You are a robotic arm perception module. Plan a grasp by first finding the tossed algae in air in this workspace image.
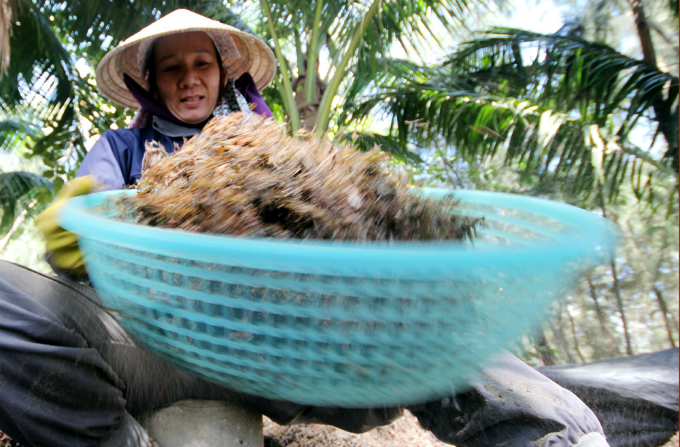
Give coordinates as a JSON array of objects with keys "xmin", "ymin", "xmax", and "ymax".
[{"xmin": 120, "ymin": 112, "xmax": 477, "ymax": 241}]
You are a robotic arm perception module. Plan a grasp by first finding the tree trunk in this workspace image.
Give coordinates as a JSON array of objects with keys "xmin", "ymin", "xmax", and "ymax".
[
  {"xmin": 630, "ymin": 0, "xmax": 657, "ymax": 66},
  {"xmin": 0, "ymin": 0, "xmax": 13, "ymax": 76},
  {"xmin": 535, "ymin": 330, "xmax": 556, "ymax": 366},
  {"xmin": 260, "ymin": 0, "xmax": 300, "ymax": 131},
  {"xmin": 549, "ymin": 319, "xmax": 576, "ymax": 364},
  {"xmin": 625, "ymin": 222, "xmax": 678, "ymax": 348},
  {"xmin": 587, "ymin": 276, "xmax": 616, "ymax": 357},
  {"xmin": 629, "ymin": 0, "xmax": 678, "ymax": 170},
  {"xmin": 565, "ymin": 305, "xmax": 587, "ymax": 363},
  {"xmin": 292, "ymin": 65, "xmax": 326, "ymax": 131},
  {"xmin": 653, "ymin": 286, "xmax": 677, "ymax": 347},
  {"xmin": 599, "ymin": 197, "xmax": 634, "ymax": 356},
  {"xmin": 610, "ymin": 259, "xmax": 634, "ymax": 356}
]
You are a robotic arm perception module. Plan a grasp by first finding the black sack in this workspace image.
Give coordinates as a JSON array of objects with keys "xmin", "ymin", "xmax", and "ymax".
[{"xmin": 538, "ymin": 348, "xmax": 679, "ymax": 447}]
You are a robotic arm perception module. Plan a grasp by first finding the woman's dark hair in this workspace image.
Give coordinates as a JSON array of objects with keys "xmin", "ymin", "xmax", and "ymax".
[
  {"xmin": 142, "ymin": 43, "xmax": 160, "ymax": 96},
  {"xmin": 142, "ymin": 36, "xmax": 240, "ymax": 112}
]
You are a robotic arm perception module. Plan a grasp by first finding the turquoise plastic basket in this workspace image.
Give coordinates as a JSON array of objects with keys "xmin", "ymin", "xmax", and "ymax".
[{"xmin": 59, "ymin": 188, "xmax": 618, "ymax": 407}]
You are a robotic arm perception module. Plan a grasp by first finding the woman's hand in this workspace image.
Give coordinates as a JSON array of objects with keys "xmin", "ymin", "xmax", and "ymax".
[{"xmin": 36, "ymin": 176, "xmax": 96, "ymax": 276}]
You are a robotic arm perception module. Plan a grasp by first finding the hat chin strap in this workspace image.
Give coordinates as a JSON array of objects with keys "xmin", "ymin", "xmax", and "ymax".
[{"xmin": 123, "ymin": 74, "xmax": 211, "ymax": 129}]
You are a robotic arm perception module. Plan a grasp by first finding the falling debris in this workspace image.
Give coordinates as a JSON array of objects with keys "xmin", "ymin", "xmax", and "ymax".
[{"xmin": 120, "ymin": 112, "xmax": 477, "ymax": 242}]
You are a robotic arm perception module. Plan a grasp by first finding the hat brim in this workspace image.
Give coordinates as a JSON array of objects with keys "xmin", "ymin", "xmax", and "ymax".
[{"xmin": 95, "ymin": 9, "xmax": 276, "ymax": 110}]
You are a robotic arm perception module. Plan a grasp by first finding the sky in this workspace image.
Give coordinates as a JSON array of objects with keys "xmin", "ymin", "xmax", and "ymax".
[
  {"xmin": 500, "ymin": 0, "xmax": 565, "ymax": 33},
  {"xmin": 385, "ymin": 0, "xmax": 567, "ymax": 66},
  {"xmin": 387, "ymin": 0, "xmax": 664, "ymax": 158}
]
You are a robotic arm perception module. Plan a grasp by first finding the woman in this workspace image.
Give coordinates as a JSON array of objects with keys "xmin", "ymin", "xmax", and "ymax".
[
  {"xmin": 0, "ymin": 9, "xmax": 610, "ymax": 447},
  {"xmin": 77, "ymin": 9, "xmax": 275, "ymax": 192},
  {"xmin": 39, "ymin": 9, "xmax": 276, "ymax": 278}
]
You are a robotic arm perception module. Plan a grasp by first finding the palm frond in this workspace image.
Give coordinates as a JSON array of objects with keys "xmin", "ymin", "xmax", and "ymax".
[
  {"xmin": 447, "ymin": 28, "xmax": 678, "ymax": 140},
  {"xmin": 351, "ymin": 76, "xmax": 675, "ymax": 199},
  {"xmin": 342, "ymin": 27, "xmax": 678, "ymax": 202},
  {"xmin": 0, "ymin": 2, "xmax": 72, "ymax": 109},
  {"xmin": 0, "ymin": 170, "xmax": 53, "ymax": 237},
  {"xmin": 0, "ymin": 117, "xmax": 40, "ymax": 153},
  {"xmin": 326, "ymin": 0, "xmax": 479, "ymax": 83},
  {"xmin": 340, "ymin": 57, "xmax": 435, "ymax": 117},
  {"xmin": 336, "ymin": 129, "xmax": 422, "ymax": 163}
]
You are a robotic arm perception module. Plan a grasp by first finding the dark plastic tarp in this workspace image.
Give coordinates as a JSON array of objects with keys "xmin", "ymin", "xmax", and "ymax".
[{"xmin": 538, "ymin": 348, "xmax": 679, "ymax": 447}]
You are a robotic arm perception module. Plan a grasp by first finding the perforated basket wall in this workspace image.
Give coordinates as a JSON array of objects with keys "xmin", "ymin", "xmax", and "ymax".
[{"xmin": 59, "ymin": 188, "xmax": 618, "ymax": 407}]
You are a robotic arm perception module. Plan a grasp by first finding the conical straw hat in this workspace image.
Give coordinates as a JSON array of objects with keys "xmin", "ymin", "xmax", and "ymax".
[{"xmin": 96, "ymin": 9, "xmax": 276, "ymax": 109}]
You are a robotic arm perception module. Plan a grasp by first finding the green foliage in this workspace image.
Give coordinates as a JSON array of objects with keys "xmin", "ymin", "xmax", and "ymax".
[
  {"xmin": 0, "ymin": 0, "xmax": 250, "ymax": 239},
  {"xmin": 335, "ymin": 129, "xmax": 422, "ymax": 163},
  {"xmin": 0, "ymin": 171, "xmax": 54, "ymax": 240},
  {"xmin": 450, "ymin": 28, "xmax": 676, "ymax": 132},
  {"xmin": 254, "ymin": 0, "xmax": 485, "ymax": 133},
  {"xmin": 546, "ymin": 186, "xmax": 678, "ymax": 361},
  {"xmin": 0, "ymin": 218, "xmax": 54, "ymax": 274},
  {"xmin": 2, "ymin": 1, "xmax": 233, "ymax": 170},
  {"xmin": 670, "ymin": 0, "xmax": 679, "ymax": 16},
  {"xmin": 345, "ymin": 28, "xmax": 678, "ymax": 206}
]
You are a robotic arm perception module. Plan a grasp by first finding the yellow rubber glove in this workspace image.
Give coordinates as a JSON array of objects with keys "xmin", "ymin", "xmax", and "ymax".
[{"xmin": 36, "ymin": 176, "xmax": 96, "ymax": 277}]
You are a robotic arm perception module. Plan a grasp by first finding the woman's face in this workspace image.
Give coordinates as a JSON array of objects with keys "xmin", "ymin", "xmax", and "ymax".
[{"xmin": 153, "ymin": 31, "xmax": 222, "ymax": 124}]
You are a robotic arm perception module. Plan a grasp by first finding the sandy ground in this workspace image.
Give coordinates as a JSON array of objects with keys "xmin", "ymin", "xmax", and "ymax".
[
  {"xmin": 0, "ymin": 410, "xmax": 447, "ymax": 447},
  {"xmin": 263, "ymin": 410, "xmax": 449, "ymax": 447},
  {"xmin": 0, "ymin": 422, "xmax": 677, "ymax": 447},
  {"xmin": 0, "ymin": 432, "xmax": 19, "ymax": 447},
  {"xmin": 663, "ymin": 432, "xmax": 680, "ymax": 447},
  {"xmin": 264, "ymin": 420, "xmax": 680, "ymax": 447}
]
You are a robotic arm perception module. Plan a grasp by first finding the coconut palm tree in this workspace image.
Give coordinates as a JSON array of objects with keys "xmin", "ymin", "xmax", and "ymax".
[
  {"xmin": 0, "ymin": 0, "xmax": 234, "ymax": 243},
  {"xmin": 0, "ymin": 170, "xmax": 52, "ymax": 251},
  {"xmin": 254, "ymin": 0, "xmax": 482, "ymax": 137},
  {"xmin": 344, "ymin": 27, "xmax": 678, "ymax": 204},
  {"xmin": 1, "ymin": 0, "xmax": 488, "ymax": 241},
  {"xmin": 340, "ymin": 23, "xmax": 678, "ymax": 359},
  {"xmin": 0, "ymin": 0, "xmax": 16, "ymax": 76}
]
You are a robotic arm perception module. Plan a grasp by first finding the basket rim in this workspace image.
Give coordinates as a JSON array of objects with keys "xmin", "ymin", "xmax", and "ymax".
[{"xmin": 58, "ymin": 188, "xmax": 619, "ymax": 280}]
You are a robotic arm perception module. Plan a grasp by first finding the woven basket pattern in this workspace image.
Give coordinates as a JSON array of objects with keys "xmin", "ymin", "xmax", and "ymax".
[{"xmin": 61, "ymin": 188, "xmax": 618, "ymax": 407}]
